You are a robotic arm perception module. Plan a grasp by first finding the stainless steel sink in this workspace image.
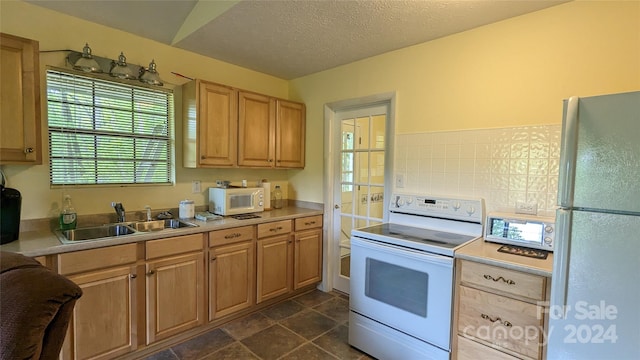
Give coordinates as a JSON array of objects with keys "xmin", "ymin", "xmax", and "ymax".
[
  {"xmin": 129, "ymin": 219, "xmax": 198, "ymax": 232},
  {"xmin": 57, "ymin": 219, "xmax": 198, "ymax": 244},
  {"xmin": 61, "ymin": 224, "xmax": 136, "ymax": 242}
]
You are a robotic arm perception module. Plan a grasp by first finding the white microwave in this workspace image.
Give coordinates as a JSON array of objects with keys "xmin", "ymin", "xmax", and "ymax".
[
  {"xmin": 209, "ymin": 187, "xmax": 264, "ymax": 216},
  {"xmin": 484, "ymin": 212, "xmax": 555, "ymax": 251}
]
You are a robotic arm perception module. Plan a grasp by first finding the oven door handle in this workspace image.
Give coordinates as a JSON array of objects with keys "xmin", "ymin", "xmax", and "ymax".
[{"xmin": 351, "ymin": 236, "xmax": 453, "ymax": 267}]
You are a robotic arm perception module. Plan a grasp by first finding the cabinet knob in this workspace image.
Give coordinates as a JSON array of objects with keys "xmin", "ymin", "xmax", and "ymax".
[
  {"xmin": 130, "ymin": 274, "xmax": 137, "ymax": 279},
  {"xmin": 147, "ymin": 270, "xmax": 155, "ymax": 276},
  {"xmin": 24, "ymin": 147, "xmax": 34, "ymax": 154},
  {"xmin": 210, "ymin": 257, "xmax": 217, "ymax": 262}
]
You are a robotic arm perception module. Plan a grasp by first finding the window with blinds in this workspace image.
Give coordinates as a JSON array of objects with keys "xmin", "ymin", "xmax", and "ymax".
[{"xmin": 47, "ymin": 70, "xmax": 173, "ymax": 185}]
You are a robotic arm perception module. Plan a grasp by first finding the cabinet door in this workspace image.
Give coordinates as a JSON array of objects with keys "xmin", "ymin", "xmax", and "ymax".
[
  {"xmin": 275, "ymin": 100, "xmax": 305, "ymax": 168},
  {"xmin": 238, "ymin": 91, "xmax": 275, "ymax": 167},
  {"xmin": 294, "ymin": 228, "xmax": 322, "ymax": 289},
  {"xmin": 256, "ymin": 234, "xmax": 292, "ymax": 303},
  {"xmin": 209, "ymin": 241, "xmax": 255, "ymax": 320},
  {"xmin": 199, "ymin": 81, "xmax": 238, "ymax": 167},
  {"xmin": 61, "ymin": 266, "xmax": 137, "ymax": 360},
  {"xmin": 0, "ymin": 33, "xmax": 41, "ymax": 164},
  {"xmin": 146, "ymin": 252, "xmax": 205, "ymax": 344}
]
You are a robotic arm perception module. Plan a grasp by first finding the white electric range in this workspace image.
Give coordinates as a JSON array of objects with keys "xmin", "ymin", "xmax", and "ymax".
[{"xmin": 349, "ymin": 193, "xmax": 485, "ymax": 360}]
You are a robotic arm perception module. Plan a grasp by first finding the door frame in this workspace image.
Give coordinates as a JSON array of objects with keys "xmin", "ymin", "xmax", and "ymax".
[{"xmin": 320, "ymin": 92, "xmax": 396, "ymax": 293}]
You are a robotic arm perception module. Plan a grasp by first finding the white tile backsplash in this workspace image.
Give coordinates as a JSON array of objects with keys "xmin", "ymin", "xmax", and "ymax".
[{"xmin": 395, "ymin": 125, "xmax": 561, "ymax": 216}]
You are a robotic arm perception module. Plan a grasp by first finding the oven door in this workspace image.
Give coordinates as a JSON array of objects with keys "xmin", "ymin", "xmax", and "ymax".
[{"xmin": 350, "ymin": 236, "xmax": 454, "ymax": 350}]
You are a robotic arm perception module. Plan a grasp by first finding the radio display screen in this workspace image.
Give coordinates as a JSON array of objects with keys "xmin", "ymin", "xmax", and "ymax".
[{"xmin": 489, "ymin": 218, "xmax": 544, "ymax": 242}]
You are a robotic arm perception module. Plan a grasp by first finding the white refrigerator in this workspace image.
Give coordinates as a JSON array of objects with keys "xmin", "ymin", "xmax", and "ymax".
[{"xmin": 549, "ymin": 91, "xmax": 640, "ymax": 359}]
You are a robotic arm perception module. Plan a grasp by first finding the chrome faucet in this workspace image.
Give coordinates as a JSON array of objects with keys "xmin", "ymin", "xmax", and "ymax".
[
  {"xmin": 111, "ymin": 202, "xmax": 126, "ymax": 222},
  {"xmin": 145, "ymin": 205, "xmax": 152, "ymax": 222}
]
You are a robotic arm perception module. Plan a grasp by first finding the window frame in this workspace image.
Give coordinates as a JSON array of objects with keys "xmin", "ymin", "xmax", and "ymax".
[{"xmin": 46, "ymin": 67, "xmax": 175, "ymax": 187}]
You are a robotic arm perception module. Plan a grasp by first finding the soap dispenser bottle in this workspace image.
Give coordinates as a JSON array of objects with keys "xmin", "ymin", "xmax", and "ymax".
[{"xmin": 59, "ymin": 195, "xmax": 77, "ymax": 230}]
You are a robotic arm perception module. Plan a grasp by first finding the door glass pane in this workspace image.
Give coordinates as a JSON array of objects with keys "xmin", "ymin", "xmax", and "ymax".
[
  {"xmin": 356, "ymin": 116, "xmax": 370, "ymax": 149},
  {"xmin": 342, "ymin": 120, "xmax": 355, "ymax": 150},
  {"xmin": 356, "ymin": 152, "xmax": 369, "ymax": 183},
  {"xmin": 356, "ymin": 185, "xmax": 370, "ymax": 217},
  {"xmin": 365, "ymin": 258, "xmax": 428, "ymax": 317},
  {"xmin": 370, "ymin": 185, "xmax": 385, "ymax": 219},
  {"xmin": 372, "ymin": 115, "xmax": 386, "ymax": 149},
  {"xmin": 371, "ymin": 151, "xmax": 384, "ymax": 185}
]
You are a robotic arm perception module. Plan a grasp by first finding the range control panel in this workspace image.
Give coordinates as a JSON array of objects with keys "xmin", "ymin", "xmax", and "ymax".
[{"xmin": 390, "ymin": 194, "xmax": 485, "ymax": 223}]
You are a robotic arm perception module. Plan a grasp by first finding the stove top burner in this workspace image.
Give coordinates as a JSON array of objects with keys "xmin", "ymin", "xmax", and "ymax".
[
  {"xmin": 359, "ymin": 223, "xmax": 477, "ymax": 249},
  {"xmin": 230, "ymin": 213, "xmax": 262, "ymax": 220}
]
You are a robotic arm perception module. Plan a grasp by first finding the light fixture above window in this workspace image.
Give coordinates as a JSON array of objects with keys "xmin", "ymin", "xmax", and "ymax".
[
  {"xmin": 110, "ymin": 52, "xmax": 136, "ymax": 79},
  {"xmin": 72, "ymin": 43, "xmax": 102, "ymax": 73},
  {"xmin": 139, "ymin": 60, "xmax": 163, "ymax": 86}
]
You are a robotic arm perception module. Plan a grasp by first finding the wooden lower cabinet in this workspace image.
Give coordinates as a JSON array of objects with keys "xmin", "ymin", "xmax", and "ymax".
[
  {"xmin": 294, "ymin": 227, "xmax": 322, "ymax": 289},
  {"xmin": 454, "ymin": 259, "xmax": 550, "ymax": 360},
  {"xmin": 209, "ymin": 240, "xmax": 255, "ymax": 320},
  {"xmin": 61, "ymin": 265, "xmax": 137, "ymax": 360},
  {"xmin": 145, "ymin": 238, "xmax": 205, "ymax": 344},
  {"xmin": 256, "ymin": 233, "xmax": 293, "ymax": 303}
]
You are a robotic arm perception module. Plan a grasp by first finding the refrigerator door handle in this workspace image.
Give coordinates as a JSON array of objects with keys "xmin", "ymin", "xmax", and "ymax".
[
  {"xmin": 558, "ymin": 96, "xmax": 579, "ymax": 207},
  {"xmin": 551, "ymin": 209, "xmax": 572, "ymax": 313}
]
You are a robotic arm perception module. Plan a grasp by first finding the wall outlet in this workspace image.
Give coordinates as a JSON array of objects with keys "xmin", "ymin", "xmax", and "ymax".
[
  {"xmin": 396, "ymin": 174, "xmax": 405, "ymax": 188},
  {"xmin": 192, "ymin": 180, "xmax": 201, "ymax": 194},
  {"xmin": 516, "ymin": 201, "xmax": 537, "ymax": 215}
]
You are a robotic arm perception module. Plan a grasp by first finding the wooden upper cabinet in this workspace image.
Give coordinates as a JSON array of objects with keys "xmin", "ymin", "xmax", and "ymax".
[
  {"xmin": 276, "ymin": 100, "xmax": 305, "ymax": 168},
  {"xmin": 238, "ymin": 91, "xmax": 275, "ymax": 167},
  {"xmin": 0, "ymin": 33, "xmax": 42, "ymax": 164},
  {"xmin": 238, "ymin": 94, "xmax": 306, "ymax": 169},
  {"xmin": 183, "ymin": 80, "xmax": 238, "ymax": 168}
]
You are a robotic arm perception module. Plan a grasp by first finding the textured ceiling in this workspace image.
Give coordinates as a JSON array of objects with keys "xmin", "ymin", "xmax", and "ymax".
[{"xmin": 26, "ymin": 0, "xmax": 569, "ymax": 79}]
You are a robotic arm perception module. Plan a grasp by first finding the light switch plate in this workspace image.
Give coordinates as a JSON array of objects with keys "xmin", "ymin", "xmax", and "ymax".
[{"xmin": 192, "ymin": 180, "xmax": 201, "ymax": 193}]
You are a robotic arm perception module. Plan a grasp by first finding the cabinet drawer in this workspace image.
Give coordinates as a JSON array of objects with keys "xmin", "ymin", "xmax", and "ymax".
[
  {"xmin": 294, "ymin": 215, "xmax": 322, "ymax": 231},
  {"xmin": 460, "ymin": 260, "xmax": 546, "ymax": 301},
  {"xmin": 146, "ymin": 234, "xmax": 204, "ymax": 260},
  {"xmin": 257, "ymin": 220, "xmax": 292, "ymax": 238},
  {"xmin": 209, "ymin": 226, "xmax": 254, "ymax": 247},
  {"xmin": 458, "ymin": 286, "xmax": 542, "ymax": 359},
  {"xmin": 58, "ymin": 243, "xmax": 137, "ymax": 275},
  {"xmin": 456, "ymin": 335, "xmax": 520, "ymax": 360}
]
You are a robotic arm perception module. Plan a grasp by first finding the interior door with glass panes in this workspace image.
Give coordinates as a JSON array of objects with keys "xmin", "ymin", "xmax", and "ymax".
[{"xmin": 333, "ymin": 105, "xmax": 388, "ymax": 294}]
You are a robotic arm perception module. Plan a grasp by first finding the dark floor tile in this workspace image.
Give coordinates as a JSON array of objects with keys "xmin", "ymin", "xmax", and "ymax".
[
  {"xmin": 292, "ymin": 289, "xmax": 335, "ymax": 307},
  {"xmin": 171, "ymin": 328, "xmax": 235, "ymax": 360},
  {"xmin": 331, "ymin": 290, "xmax": 349, "ymax": 301},
  {"xmin": 280, "ymin": 310, "xmax": 338, "ymax": 340},
  {"xmin": 313, "ymin": 324, "xmax": 367, "ymax": 360},
  {"xmin": 144, "ymin": 348, "xmax": 178, "ymax": 360},
  {"xmin": 241, "ymin": 324, "xmax": 306, "ymax": 360},
  {"xmin": 313, "ymin": 297, "xmax": 350, "ymax": 323},
  {"xmin": 222, "ymin": 312, "xmax": 274, "ymax": 340},
  {"xmin": 280, "ymin": 343, "xmax": 338, "ymax": 360},
  {"xmin": 260, "ymin": 299, "xmax": 306, "ymax": 321},
  {"xmin": 200, "ymin": 342, "xmax": 259, "ymax": 360}
]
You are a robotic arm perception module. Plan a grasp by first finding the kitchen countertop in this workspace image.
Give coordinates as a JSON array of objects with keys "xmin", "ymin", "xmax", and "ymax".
[
  {"xmin": 1, "ymin": 206, "xmax": 323, "ymax": 257},
  {"xmin": 456, "ymin": 238, "xmax": 553, "ymax": 277}
]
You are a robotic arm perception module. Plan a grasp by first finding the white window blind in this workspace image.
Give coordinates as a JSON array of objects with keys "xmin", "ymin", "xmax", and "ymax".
[{"xmin": 47, "ymin": 70, "xmax": 173, "ymax": 185}]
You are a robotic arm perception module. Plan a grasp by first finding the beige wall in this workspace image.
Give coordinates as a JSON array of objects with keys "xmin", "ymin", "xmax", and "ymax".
[
  {"xmin": 1, "ymin": 0, "xmax": 638, "ymax": 220},
  {"xmin": 1, "ymin": 1, "xmax": 292, "ymax": 220},
  {"xmin": 289, "ymin": 0, "xmax": 640, "ymax": 203}
]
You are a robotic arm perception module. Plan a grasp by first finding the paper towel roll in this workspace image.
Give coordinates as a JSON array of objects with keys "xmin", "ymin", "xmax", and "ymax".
[{"xmin": 262, "ymin": 182, "xmax": 271, "ymax": 210}]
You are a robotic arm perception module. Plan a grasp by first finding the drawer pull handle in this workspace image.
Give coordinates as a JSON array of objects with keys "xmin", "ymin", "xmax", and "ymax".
[
  {"xmin": 269, "ymin": 226, "xmax": 284, "ymax": 232},
  {"xmin": 483, "ymin": 274, "xmax": 515, "ymax": 285},
  {"xmin": 304, "ymin": 221, "xmax": 316, "ymax": 225},
  {"xmin": 224, "ymin": 233, "xmax": 241, "ymax": 239},
  {"xmin": 481, "ymin": 313, "xmax": 513, "ymax": 327}
]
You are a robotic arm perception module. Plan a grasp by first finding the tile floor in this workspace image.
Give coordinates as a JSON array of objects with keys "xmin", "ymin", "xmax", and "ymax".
[{"xmin": 145, "ymin": 290, "xmax": 373, "ymax": 360}]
